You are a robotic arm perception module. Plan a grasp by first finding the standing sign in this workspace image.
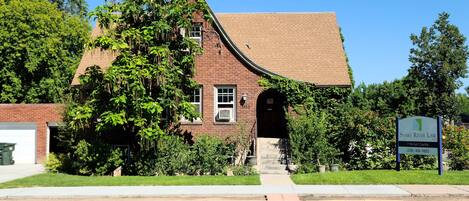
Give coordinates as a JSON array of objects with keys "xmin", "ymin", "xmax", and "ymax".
[{"xmin": 396, "ymin": 116, "xmax": 443, "ymax": 175}]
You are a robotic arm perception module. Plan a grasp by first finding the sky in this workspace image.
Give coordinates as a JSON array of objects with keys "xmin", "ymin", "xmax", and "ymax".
[{"xmin": 86, "ymin": 0, "xmax": 469, "ymax": 93}]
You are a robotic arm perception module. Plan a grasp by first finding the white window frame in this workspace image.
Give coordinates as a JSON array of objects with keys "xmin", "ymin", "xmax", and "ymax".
[
  {"xmin": 182, "ymin": 87, "xmax": 203, "ymax": 123},
  {"xmin": 189, "ymin": 23, "xmax": 203, "ymax": 45},
  {"xmin": 191, "ymin": 87, "xmax": 203, "ymax": 117},
  {"xmin": 214, "ymin": 86, "xmax": 236, "ymax": 123}
]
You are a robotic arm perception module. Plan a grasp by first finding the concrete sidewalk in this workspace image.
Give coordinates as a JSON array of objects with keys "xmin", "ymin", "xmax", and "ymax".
[
  {"xmin": 0, "ymin": 164, "xmax": 44, "ymax": 183},
  {"xmin": 0, "ymin": 185, "xmax": 468, "ymax": 199}
]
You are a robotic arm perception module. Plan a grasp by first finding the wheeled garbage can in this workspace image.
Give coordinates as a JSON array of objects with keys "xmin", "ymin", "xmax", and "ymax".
[{"xmin": 0, "ymin": 143, "xmax": 16, "ymax": 165}]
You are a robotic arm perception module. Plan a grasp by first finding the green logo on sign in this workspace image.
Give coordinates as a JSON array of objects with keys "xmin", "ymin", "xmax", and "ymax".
[{"xmin": 413, "ymin": 119, "xmax": 423, "ymax": 131}]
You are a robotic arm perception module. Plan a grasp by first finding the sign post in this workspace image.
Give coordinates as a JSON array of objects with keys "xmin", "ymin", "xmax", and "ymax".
[
  {"xmin": 437, "ymin": 116, "xmax": 443, "ymax": 176},
  {"xmin": 396, "ymin": 116, "xmax": 443, "ymax": 176},
  {"xmin": 396, "ymin": 117, "xmax": 400, "ymax": 172}
]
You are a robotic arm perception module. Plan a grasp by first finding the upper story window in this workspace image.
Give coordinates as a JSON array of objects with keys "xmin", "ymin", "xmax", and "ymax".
[
  {"xmin": 214, "ymin": 86, "xmax": 236, "ymax": 122},
  {"xmin": 189, "ymin": 23, "xmax": 203, "ymax": 45}
]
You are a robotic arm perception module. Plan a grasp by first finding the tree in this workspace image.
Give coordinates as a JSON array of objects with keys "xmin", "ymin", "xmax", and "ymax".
[
  {"xmin": 349, "ymin": 80, "xmax": 417, "ymax": 117},
  {"xmin": 456, "ymin": 93, "xmax": 469, "ymax": 122},
  {"xmin": 67, "ymin": 0, "xmax": 209, "ymax": 143},
  {"xmin": 407, "ymin": 12, "xmax": 469, "ymax": 119},
  {"xmin": 0, "ymin": 0, "xmax": 89, "ymax": 103},
  {"xmin": 49, "ymin": 0, "xmax": 88, "ymax": 17}
]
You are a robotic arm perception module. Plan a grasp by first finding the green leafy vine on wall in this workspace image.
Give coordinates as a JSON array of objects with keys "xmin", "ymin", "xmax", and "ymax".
[{"xmin": 258, "ymin": 75, "xmax": 351, "ymax": 111}]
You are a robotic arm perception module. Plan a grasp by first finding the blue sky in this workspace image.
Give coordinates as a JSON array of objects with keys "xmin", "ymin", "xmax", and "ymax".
[{"xmin": 86, "ymin": 0, "xmax": 469, "ymax": 92}]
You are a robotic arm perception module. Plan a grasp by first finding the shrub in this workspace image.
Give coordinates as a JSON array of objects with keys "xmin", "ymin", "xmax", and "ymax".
[
  {"xmin": 294, "ymin": 163, "xmax": 317, "ymax": 174},
  {"xmin": 230, "ymin": 165, "xmax": 258, "ymax": 176},
  {"xmin": 45, "ymin": 153, "xmax": 64, "ymax": 173},
  {"xmin": 444, "ymin": 126, "xmax": 469, "ymax": 170},
  {"xmin": 154, "ymin": 135, "xmax": 194, "ymax": 175},
  {"xmin": 328, "ymin": 105, "xmax": 395, "ymax": 170},
  {"xmin": 288, "ymin": 111, "xmax": 338, "ymax": 172},
  {"xmin": 126, "ymin": 135, "xmax": 234, "ymax": 176},
  {"xmin": 73, "ymin": 140, "xmax": 124, "ymax": 176},
  {"xmin": 192, "ymin": 135, "xmax": 234, "ymax": 175},
  {"xmin": 226, "ymin": 122, "xmax": 252, "ymax": 166}
]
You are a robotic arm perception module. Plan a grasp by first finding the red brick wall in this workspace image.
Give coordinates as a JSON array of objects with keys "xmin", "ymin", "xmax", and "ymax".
[
  {"xmin": 0, "ymin": 104, "xmax": 63, "ymax": 163},
  {"xmin": 180, "ymin": 17, "xmax": 265, "ymax": 139},
  {"xmin": 0, "ymin": 16, "xmax": 266, "ymax": 164}
]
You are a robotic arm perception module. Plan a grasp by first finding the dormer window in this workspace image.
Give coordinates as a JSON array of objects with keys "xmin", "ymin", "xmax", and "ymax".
[{"xmin": 189, "ymin": 23, "xmax": 203, "ymax": 45}]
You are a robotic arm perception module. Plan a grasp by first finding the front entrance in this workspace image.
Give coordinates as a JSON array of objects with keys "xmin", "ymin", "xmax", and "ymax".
[{"xmin": 256, "ymin": 89, "xmax": 288, "ymax": 138}]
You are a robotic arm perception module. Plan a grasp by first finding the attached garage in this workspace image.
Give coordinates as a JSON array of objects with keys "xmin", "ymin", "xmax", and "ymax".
[
  {"xmin": 0, "ymin": 123, "xmax": 37, "ymax": 164},
  {"xmin": 0, "ymin": 104, "xmax": 63, "ymax": 164}
]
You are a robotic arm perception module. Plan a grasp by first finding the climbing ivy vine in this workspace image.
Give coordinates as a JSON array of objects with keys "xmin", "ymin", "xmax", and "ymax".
[{"xmin": 258, "ymin": 75, "xmax": 351, "ymax": 111}]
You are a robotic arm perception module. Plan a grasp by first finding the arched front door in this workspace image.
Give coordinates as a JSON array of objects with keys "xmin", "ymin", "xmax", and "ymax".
[{"xmin": 256, "ymin": 89, "xmax": 288, "ymax": 138}]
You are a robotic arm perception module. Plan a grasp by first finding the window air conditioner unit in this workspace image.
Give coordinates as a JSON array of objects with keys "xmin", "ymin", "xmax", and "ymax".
[
  {"xmin": 191, "ymin": 37, "xmax": 202, "ymax": 45},
  {"xmin": 179, "ymin": 28, "xmax": 186, "ymax": 36},
  {"xmin": 218, "ymin": 108, "xmax": 232, "ymax": 121}
]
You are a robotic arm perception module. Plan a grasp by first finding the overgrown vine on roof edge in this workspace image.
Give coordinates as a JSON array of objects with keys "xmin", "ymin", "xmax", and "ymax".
[{"xmin": 258, "ymin": 75, "xmax": 351, "ymax": 112}]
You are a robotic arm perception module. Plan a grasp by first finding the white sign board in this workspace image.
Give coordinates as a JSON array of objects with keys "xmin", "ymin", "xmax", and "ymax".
[{"xmin": 397, "ymin": 116, "xmax": 438, "ymax": 155}]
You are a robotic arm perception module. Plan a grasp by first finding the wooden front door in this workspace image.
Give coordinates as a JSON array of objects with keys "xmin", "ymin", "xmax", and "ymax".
[{"xmin": 257, "ymin": 90, "xmax": 287, "ymax": 138}]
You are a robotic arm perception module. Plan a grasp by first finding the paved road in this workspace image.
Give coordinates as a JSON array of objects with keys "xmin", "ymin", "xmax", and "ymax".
[
  {"xmin": 0, "ymin": 197, "xmax": 265, "ymax": 201},
  {"xmin": 4, "ymin": 196, "xmax": 469, "ymax": 201},
  {"xmin": 303, "ymin": 198, "xmax": 469, "ymax": 201}
]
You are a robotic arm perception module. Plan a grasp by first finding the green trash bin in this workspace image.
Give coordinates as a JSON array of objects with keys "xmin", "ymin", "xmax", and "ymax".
[{"xmin": 0, "ymin": 143, "xmax": 16, "ymax": 165}]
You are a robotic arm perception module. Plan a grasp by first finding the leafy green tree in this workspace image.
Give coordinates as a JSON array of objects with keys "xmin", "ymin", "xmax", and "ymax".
[
  {"xmin": 0, "ymin": 0, "xmax": 89, "ymax": 103},
  {"xmin": 349, "ymin": 80, "xmax": 417, "ymax": 117},
  {"xmin": 67, "ymin": 0, "xmax": 209, "ymax": 142},
  {"xmin": 456, "ymin": 93, "xmax": 469, "ymax": 122},
  {"xmin": 407, "ymin": 12, "xmax": 469, "ymax": 119},
  {"xmin": 49, "ymin": 0, "xmax": 88, "ymax": 17},
  {"xmin": 328, "ymin": 104, "xmax": 396, "ymax": 170}
]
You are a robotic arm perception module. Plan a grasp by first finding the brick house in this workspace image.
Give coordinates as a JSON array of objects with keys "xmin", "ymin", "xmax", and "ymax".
[
  {"xmin": 72, "ymin": 11, "xmax": 351, "ymax": 172},
  {"xmin": 72, "ymin": 11, "xmax": 350, "ymax": 136},
  {"xmin": 0, "ymin": 9, "xmax": 350, "ymax": 166}
]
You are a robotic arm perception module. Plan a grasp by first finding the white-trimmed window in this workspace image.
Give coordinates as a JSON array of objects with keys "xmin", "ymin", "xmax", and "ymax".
[
  {"xmin": 189, "ymin": 23, "xmax": 203, "ymax": 45},
  {"xmin": 214, "ymin": 86, "xmax": 236, "ymax": 122},
  {"xmin": 190, "ymin": 87, "xmax": 202, "ymax": 116},
  {"xmin": 181, "ymin": 87, "xmax": 203, "ymax": 123}
]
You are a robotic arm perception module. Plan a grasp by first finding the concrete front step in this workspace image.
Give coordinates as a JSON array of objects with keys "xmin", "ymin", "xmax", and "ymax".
[
  {"xmin": 261, "ymin": 164, "xmax": 287, "ymax": 170},
  {"xmin": 258, "ymin": 143, "xmax": 286, "ymax": 147},
  {"xmin": 260, "ymin": 158, "xmax": 282, "ymax": 164},
  {"xmin": 261, "ymin": 159, "xmax": 288, "ymax": 165},
  {"xmin": 260, "ymin": 169, "xmax": 289, "ymax": 174},
  {"xmin": 260, "ymin": 154, "xmax": 287, "ymax": 158},
  {"xmin": 258, "ymin": 138, "xmax": 290, "ymax": 175}
]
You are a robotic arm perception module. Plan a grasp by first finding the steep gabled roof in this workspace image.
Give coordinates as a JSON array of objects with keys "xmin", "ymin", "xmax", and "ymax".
[
  {"xmin": 72, "ymin": 12, "xmax": 350, "ymax": 86},
  {"xmin": 215, "ymin": 13, "xmax": 350, "ymax": 86},
  {"xmin": 72, "ymin": 25, "xmax": 118, "ymax": 85}
]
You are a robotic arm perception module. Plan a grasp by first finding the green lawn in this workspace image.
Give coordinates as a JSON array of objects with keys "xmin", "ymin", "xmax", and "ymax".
[
  {"xmin": 0, "ymin": 173, "xmax": 260, "ymax": 189},
  {"xmin": 291, "ymin": 170, "xmax": 469, "ymax": 185}
]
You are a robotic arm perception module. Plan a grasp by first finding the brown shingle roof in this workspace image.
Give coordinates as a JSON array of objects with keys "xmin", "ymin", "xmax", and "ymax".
[
  {"xmin": 71, "ymin": 26, "xmax": 118, "ymax": 85},
  {"xmin": 215, "ymin": 13, "xmax": 350, "ymax": 86},
  {"xmin": 72, "ymin": 12, "xmax": 351, "ymax": 86}
]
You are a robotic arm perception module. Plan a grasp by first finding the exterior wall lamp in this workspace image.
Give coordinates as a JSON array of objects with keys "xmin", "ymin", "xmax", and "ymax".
[{"xmin": 240, "ymin": 93, "xmax": 248, "ymax": 106}]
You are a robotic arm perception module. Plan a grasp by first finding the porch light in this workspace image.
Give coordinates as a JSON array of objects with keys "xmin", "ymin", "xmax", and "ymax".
[{"xmin": 241, "ymin": 93, "xmax": 248, "ymax": 105}]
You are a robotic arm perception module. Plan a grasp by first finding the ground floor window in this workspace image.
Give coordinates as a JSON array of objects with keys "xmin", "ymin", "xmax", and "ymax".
[
  {"xmin": 182, "ymin": 87, "xmax": 203, "ymax": 123},
  {"xmin": 190, "ymin": 87, "xmax": 203, "ymax": 116},
  {"xmin": 214, "ymin": 86, "xmax": 236, "ymax": 122}
]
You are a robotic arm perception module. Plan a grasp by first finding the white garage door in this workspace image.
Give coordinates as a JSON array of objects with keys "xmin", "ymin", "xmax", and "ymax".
[{"xmin": 0, "ymin": 123, "xmax": 36, "ymax": 164}]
